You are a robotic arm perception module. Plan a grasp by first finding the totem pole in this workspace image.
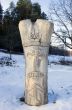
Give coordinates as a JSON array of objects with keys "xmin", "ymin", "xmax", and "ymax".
[{"xmin": 19, "ymin": 19, "xmax": 53, "ymax": 105}]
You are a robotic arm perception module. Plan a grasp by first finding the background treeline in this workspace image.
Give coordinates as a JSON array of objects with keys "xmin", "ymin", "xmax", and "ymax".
[
  {"xmin": 0, "ymin": 0, "xmax": 47, "ymax": 53},
  {"xmin": 49, "ymin": 46, "xmax": 70, "ymax": 56},
  {"xmin": 0, "ymin": 0, "xmax": 70, "ymax": 56}
]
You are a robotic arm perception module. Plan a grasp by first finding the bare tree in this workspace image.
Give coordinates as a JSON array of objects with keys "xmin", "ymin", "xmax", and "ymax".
[{"xmin": 48, "ymin": 0, "xmax": 72, "ymax": 49}]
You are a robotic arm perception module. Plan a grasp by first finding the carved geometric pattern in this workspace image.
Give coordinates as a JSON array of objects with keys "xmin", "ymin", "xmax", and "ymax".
[
  {"xmin": 25, "ymin": 71, "xmax": 47, "ymax": 105},
  {"xmin": 27, "ymin": 71, "xmax": 44, "ymax": 78},
  {"xmin": 27, "ymin": 80, "xmax": 45, "ymax": 104},
  {"xmin": 31, "ymin": 26, "xmax": 39, "ymax": 40}
]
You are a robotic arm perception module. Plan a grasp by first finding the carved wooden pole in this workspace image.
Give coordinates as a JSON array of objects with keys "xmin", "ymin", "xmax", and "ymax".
[{"xmin": 19, "ymin": 19, "xmax": 53, "ymax": 106}]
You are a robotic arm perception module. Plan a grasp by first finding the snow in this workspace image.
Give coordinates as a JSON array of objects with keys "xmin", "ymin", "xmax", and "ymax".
[
  {"xmin": 49, "ymin": 55, "xmax": 72, "ymax": 63},
  {"xmin": 0, "ymin": 52, "xmax": 72, "ymax": 110}
]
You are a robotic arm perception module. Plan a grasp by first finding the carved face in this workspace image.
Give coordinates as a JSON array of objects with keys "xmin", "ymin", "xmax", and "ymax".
[
  {"xmin": 24, "ymin": 46, "xmax": 48, "ymax": 75},
  {"xmin": 27, "ymin": 50, "xmax": 41, "ymax": 72}
]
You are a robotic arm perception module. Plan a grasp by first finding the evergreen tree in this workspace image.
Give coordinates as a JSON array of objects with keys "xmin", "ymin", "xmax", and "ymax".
[
  {"xmin": 8, "ymin": 1, "xmax": 16, "ymax": 24},
  {"xmin": 0, "ymin": 1, "xmax": 47, "ymax": 52},
  {"xmin": 9, "ymin": 1, "xmax": 15, "ymax": 13},
  {"xmin": 16, "ymin": 0, "xmax": 32, "ymax": 21},
  {"xmin": 41, "ymin": 12, "xmax": 47, "ymax": 20},
  {"xmin": 0, "ymin": 3, "xmax": 3, "ymax": 36},
  {"xmin": 31, "ymin": 3, "xmax": 47, "ymax": 21},
  {"xmin": 0, "ymin": 3, "xmax": 3, "ymax": 23}
]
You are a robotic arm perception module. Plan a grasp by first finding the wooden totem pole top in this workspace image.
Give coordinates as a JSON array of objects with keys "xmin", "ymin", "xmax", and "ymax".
[{"xmin": 19, "ymin": 19, "xmax": 54, "ymax": 47}]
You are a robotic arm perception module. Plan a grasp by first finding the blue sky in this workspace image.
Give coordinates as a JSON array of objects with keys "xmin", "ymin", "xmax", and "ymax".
[{"xmin": 0, "ymin": 0, "xmax": 50, "ymax": 15}]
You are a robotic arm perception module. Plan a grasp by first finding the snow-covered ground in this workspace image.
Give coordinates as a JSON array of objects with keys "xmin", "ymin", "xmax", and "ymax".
[{"xmin": 0, "ymin": 52, "xmax": 72, "ymax": 110}]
